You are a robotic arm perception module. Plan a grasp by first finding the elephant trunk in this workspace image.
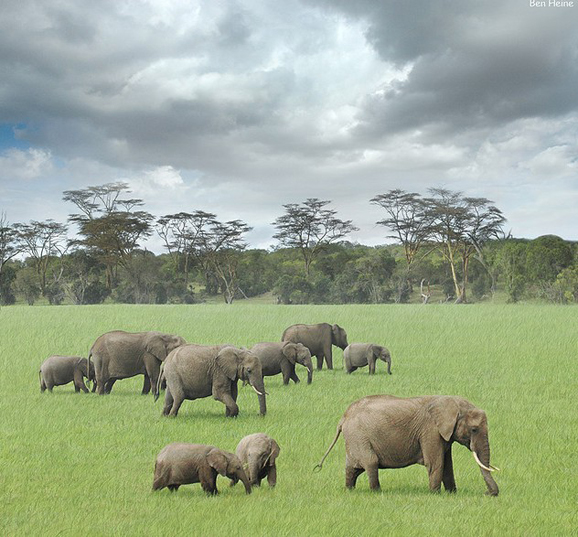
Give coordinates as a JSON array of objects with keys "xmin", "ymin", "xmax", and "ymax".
[
  {"xmin": 386, "ymin": 357, "xmax": 392, "ymax": 375},
  {"xmin": 249, "ymin": 375, "xmax": 267, "ymax": 416},
  {"xmin": 303, "ymin": 357, "xmax": 313, "ymax": 384},
  {"xmin": 471, "ymin": 437, "xmax": 499, "ymax": 496}
]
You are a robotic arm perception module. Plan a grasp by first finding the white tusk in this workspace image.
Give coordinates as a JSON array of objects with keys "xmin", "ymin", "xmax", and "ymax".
[
  {"xmin": 251, "ymin": 385, "xmax": 264, "ymax": 396},
  {"xmin": 473, "ymin": 451, "xmax": 495, "ymax": 472},
  {"xmin": 490, "ymin": 464, "xmax": 501, "ymax": 472}
]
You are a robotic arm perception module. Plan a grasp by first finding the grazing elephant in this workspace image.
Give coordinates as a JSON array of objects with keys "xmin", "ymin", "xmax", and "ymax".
[
  {"xmin": 282, "ymin": 323, "xmax": 348, "ymax": 370},
  {"xmin": 315, "ymin": 395, "xmax": 500, "ymax": 496},
  {"xmin": 344, "ymin": 343, "xmax": 392, "ymax": 375},
  {"xmin": 157, "ymin": 344, "xmax": 267, "ymax": 417},
  {"xmin": 39, "ymin": 355, "xmax": 96, "ymax": 393},
  {"xmin": 88, "ymin": 330, "xmax": 186, "ymax": 395},
  {"xmin": 250, "ymin": 342, "xmax": 313, "ymax": 384},
  {"xmin": 234, "ymin": 433, "xmax": 280, "ymax": 487},
  {"xmin": 152, "ymin": 443, "xmax": 251, "ymax": 495}
]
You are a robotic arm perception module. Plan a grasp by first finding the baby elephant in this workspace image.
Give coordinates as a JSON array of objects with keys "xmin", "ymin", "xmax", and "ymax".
[
  {"xmin": 234, "ymin": 433, "xmax": 280, "ymax": 487},
  {"xmin": 153, "ymin": 443, "xmax": 251, "ymax": 495},
  {"xmin": 250, "ymin": 342, "xmax": 313, "ymax": 385},
  {"xmin": 344, "ymin": 343, "xmax": 392, "ymax": 375},
  {"xmin": 39, "ymin": 355, "xmax": 96, "ymax": 393}
]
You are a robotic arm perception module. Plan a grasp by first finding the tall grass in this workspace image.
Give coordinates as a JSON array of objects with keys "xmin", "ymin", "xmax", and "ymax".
[{"xmin": 0, "ymin": 304, "xmax": 576, "ymax": 536}]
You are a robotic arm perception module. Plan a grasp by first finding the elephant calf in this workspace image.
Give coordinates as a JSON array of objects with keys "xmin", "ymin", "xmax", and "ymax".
[
  {"xmin": 39, "ymin": 355, "xmax": 95, "ymax": 393},
  {"xmin": 234, "ymin": 433, "xmax": 280, "ymax": 488},
  {"xmin": 316, "ymin": 394, "xmax": 500, "ymax": 496},
  {"xmin": 153, "ymin": 443, "xmax": 251, "ymax": 495},
  {"xmin": 250, "ymin": 342, "xmax": 313, "ymax": 385},
  {"xmin": 344, "ymin": 343, "xmax": 392, "ymax": 375}
]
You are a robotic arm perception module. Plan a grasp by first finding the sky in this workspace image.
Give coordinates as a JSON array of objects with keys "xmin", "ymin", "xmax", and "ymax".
[{"xmin": 1, "ymin": 0, "xmax": 577, "ymax": 251}]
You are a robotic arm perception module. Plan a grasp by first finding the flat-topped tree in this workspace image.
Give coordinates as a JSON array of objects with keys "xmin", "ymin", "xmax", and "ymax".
[
  {"xmin": 63, "ymin": 182, "xmax": 153, "ymax": 290},
  {"xmin": 272, "ymin": 198, "xmax": 358, "ymax": 277}
]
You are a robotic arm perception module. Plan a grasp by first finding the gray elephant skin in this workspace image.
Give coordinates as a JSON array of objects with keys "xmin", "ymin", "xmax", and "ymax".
[
  {"xmin": 234, "ymin": 433, "xmax": 280, "ymax": 487},
  {"xmin": 88, "ymin": 330, "xmax": 186, "ymax": 395},
  {"xmin": 316, "ymin": 394, "xmax": 499, "ymax": 496},
  {"xmin": 39, "ymin": 355, "xmax": 95, "ymax": 393},
  {"xmin": 281, "ymin": 323, "xmax": 348, "ymax": 370},
  {"xmin": 157, "ymin": 344, "xmax": 267, "ymax": 417},
  {"xmin": 251, "ymin": 341, "xmax": 313, "ymax": 384},
  {"xmin": 153, "ymin": 443, "xmax": 251, "ymax": 495},
  {"xmin": 344, "ymin": 343, "xmax": 392, "ymax": 375}
]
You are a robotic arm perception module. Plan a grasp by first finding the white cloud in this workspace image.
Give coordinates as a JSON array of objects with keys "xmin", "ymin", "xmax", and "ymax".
[{"xmin": 0, "ymin": 148, "xmax": 54, "ymax": 181}]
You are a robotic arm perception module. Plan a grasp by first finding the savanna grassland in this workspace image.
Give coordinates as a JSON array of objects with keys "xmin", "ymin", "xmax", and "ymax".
[{"xmin": 1, "ymin": 303, "xmax": 576, "ymax": 536}]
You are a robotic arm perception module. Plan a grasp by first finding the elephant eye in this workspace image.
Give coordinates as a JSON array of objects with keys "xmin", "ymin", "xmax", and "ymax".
[
  {"xmin": 471, "ymin": 427, "xmax": 479, "ymax": 434},
  {"xmin": 247, "ymin": 368, "xmax": 252, "ymax": 373}
]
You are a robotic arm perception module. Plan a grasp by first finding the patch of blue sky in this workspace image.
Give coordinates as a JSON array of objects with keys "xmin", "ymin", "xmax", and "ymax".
[{"xmin": 0, "ymin": 123, "xmax": 31, "ymax": 151}]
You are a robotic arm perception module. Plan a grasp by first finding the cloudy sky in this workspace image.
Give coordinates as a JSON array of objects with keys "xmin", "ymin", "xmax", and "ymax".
[{"xmin": 1, "ymin": 0, "xmax": 577, "ymax": 250}]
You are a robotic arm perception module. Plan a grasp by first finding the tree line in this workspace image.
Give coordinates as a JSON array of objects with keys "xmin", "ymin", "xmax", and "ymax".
[{"xmin": 1, "ymin": 183, "xmax": 576, "ymax": 306}]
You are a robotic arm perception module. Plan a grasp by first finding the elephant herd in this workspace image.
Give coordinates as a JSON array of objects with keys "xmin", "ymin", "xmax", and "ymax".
[{"xmin": 38, "ymin": 321, "xmax": 500, "ymax": 497}]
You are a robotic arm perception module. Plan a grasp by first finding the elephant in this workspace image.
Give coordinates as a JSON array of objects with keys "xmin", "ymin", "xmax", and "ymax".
[
  {"xmin": 250, "ymin": 342, "xmax": 313, "ymax": 385},
  {"xmin": 39, "ymin": 355, "xmax": 96, "ymax": 393},
  {"xmin": 152, "ymin": 443, "xmax": 251, "ymax": 495},
  {"xmin": 233, "ymin": 433, "xmax": 280, "ymax": 488},
  {"xmin": 157, "ymin": 344, "xmax": 267, "ymax": 418},
  {"xmin": 281, "ymin": 323, "xmax": 348, "ymax": 370},
  {"xmin": 344, "ymin": 343, "xmax": 392, "ymax": 375},
  {"xmin": 88, "ymin": 330, "xmax": 186, "ymax": 395},
  {"xmin": 315, "ymin": 394, "xmax": 500, "ymax": 496}
]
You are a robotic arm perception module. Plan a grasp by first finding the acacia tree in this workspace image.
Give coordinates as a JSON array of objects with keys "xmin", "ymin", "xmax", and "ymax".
[
  {"xmin": 427, "ymin": 188, "xmax": 505, "ymax": 303},
  {"xmin": 13, "ymin": 219, "xmax": 68, "ymax": 295},
  {"xmin": 272, "ymin": 198, "xmax": 358, "ymax": 277},
  {"xmin": 63, "ymin": 183, "xmax": 153, "ymax": 289},
  {"xmin": 156, "ymin": 211, "xmax": 217, "ymax": 288},
  {"xmin": 0, "ymin": 213, "xmax": 21, "ymax": 282},
  {"xmin": 371, "ymin": 190, "xmax": 434, "ymax": 303}
]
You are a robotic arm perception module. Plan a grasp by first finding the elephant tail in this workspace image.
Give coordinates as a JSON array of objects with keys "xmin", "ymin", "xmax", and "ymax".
[
  {"xmin": 154, "ymin": 361, "xmax": 166, "ymax": 402},
  {"xmin": 313, "ymin": 419, "xmax": 344, "ymax": 472}
]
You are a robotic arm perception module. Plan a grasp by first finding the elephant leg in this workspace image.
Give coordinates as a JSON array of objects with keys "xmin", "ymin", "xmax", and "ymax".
[
  {"xmin": 368, "ymin": 359, "xmax": 376, "ymax": 375},
  {"xmin": 73, "ymin": 369, "xmax": 89, "ymax": 393},
  {"xmin": 162, "ymin": 387, "xmax": 174, "ymax": 416},
  {"xmin": 141, "ymin": 375, "xmax": 151, "ymax": 395},
  {"xmin": 168, "ymin": 390, "xmax": 185, "ymax": 417},
  {"xmin": 168, "ymin": 485, "xmax": 179, "ymax": 492},
  {"xmin": 199, "ymin": 468, "xmax": 218, "ymax": 495},
  {"xmin": 267, "ymin": 464, "xmax": 277, "ymax": 487},
  {"xmin": 220, "ymin": 394, "xmax": 239, "ymax": 418},
  {"xmin": 316, "ymin": 354, "xmax": 324, "ymax": 371},
  {"xmin": 104, "ymin": 378, "xmax": 116, "ymax": 394},
  {"xmin": 289, "ymin": 370, "xmax": 300, "ymax": 384},
  {"xmin": 325, "ymin": 346, "xmax": 333, "ymax": 370},
  {"xmin": 40, "ymin": 378, "xmax": 47, "ymax": 392},
  {"xmin": 425, "ymin": 451, "xmax": 445, "ymax": 493},
  {"xmin": 345, "ymin": 465, "xmax": 364, "ymax": 489},
  {"xmin": 442, "ymin": 448, "xmax": 457, "ymax": 493},
  {"xmin": 95, "ymin": 360, "xmax": 108, "ymax": 395},
  {"xmin": 365, "ymin": 461, "xmax": 380, "ymax": 491}
]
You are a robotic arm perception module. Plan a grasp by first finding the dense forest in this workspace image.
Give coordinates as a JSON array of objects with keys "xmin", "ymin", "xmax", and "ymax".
[{"xmin": 1, "ymin": 183, "xmax": 576, "ymax": 306}]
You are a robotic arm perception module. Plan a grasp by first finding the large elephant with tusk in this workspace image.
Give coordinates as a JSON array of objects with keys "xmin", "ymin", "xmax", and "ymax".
[
  {"xmin": 156, "ymin": 344, "xmax": 267, "ymax": 417},
  {"xmin": 315, "ymin": 394, "xmax": 499, "ymax": 496}
]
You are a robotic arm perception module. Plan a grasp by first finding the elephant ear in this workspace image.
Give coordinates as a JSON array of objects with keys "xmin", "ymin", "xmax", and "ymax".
[
  {"xmin": 427, "ymin": 397, "xmax": 460, "ymax": 442},
  {"xmin": 216, "ymin": 347, "xmax": 239, "ymax": 381},
  {"xmin": 268, "ymin": 440, "xmax": 281, "ymax": 466},
  {"xmin": 207, "ymin": 449, "xmax": 229, "ymax": 477},
  {"xmin": 146, "ymin": 334, "xmax": 168, "ymax": 361},
  {"xmin": 282, "ymin": 343, "xmax": 297, "ymax": 364}
]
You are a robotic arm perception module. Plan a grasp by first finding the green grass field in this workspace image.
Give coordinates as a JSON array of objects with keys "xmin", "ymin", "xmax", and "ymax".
[{"xmin": 1, "ymin": 304, "xmax": 576, "ymax": 536}]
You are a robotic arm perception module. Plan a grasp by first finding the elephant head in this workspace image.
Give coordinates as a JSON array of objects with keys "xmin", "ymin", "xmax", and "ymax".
[
  {"xmin": 282, "ymin": 342, "xmax": 313, "ymax": 384},
  {"xmin": 331, "ymin": 324, "xmax": 348, "ymax": 350},
  {"xmin": 216, "ymin": 347, "xmax": 267, "ymax": 416},
  {"xmin": 145, "ymin": 332, "xmax": 187, "ymax": 362},
  {"xmin": 207, "ymin": 448, "xmax": 251, "ymax": 494},
  {"xmin": 371, "ymin": 345, "xmax": 392, "ymax": 375},
  {"xmin": 428, "ymin": 396, "xmax": 499, "ymax": 496}
]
